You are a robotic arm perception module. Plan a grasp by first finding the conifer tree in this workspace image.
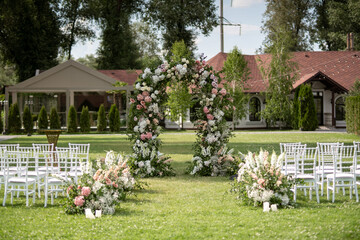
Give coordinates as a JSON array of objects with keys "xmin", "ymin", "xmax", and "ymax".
[
  {"xmin": 97, "ymin": 104, "xmax": 107, "ymax": 132},
  {"xmin": 67, "ymin": 105, "xmax": 77, "ymax": 133},
  {"xmin": 80, "ymin": 106, "xmax": 90, "ymax": 133},
  {"xmin": 299, "ymin": 84, "xmax": 318, "ymax": 131},
  {"xmin": 23, "ymin": 105, "xmax": 33, "ymax": 134},
  {"xmin": 38, "ymin": 106, "xmax": 48, "ymax": 130},
  {"xmin": 8, "ymin": 103, "xmax": 21, "ymax": 133},
  {"xmin": 108, "ymin": 104, "xmax": 120, "ymax": 132},
  {"xmin": 49, "ymin": 107, "xmax": 61, "ymax": 129}
]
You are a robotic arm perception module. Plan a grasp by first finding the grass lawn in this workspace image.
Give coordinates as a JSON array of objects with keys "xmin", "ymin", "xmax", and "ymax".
[{"xmin": 0, "ymin": 132, "xmax": 360, "ymax": 239}]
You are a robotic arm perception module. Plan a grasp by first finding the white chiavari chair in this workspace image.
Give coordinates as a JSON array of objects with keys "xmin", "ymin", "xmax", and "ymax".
[
  {"xmin": 281, "ymin": 143, "xmax": 306, "ymax": 175},
  {"xmin": 326, "ymin": 145, "xmax": 358, "ymax": 203}
]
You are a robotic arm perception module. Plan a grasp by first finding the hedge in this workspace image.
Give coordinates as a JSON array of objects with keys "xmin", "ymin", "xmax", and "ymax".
[{"xmin": 345, "ymin": 96, "xmax": 360, "ymax": 135}]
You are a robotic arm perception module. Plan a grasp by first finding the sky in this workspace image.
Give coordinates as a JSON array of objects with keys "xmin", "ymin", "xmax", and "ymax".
[{"xmin": 72, "ymin": 0, "xmax": 266, "ymax": 60}]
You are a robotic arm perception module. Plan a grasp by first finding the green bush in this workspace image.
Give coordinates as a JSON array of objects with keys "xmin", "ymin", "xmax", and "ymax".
[
  {"xmin": 80, "ymin": 106, "xmax": 90, "ymax": 133},
  {"xmin": 38, "ymin": 106, "xmax": 48, "ymax": 130},
  {"xmin": 299, "ymin": 84, "xmax": 318, "ymax": 131},
  {"xmin": 345, "ymin": 96, "xmax": 360, "ymax": 135},
  {"xmin": 292, "ymin": 87, "xmax": 301, "ymax": 130},
  {"xmin": 67, "ymin": 105, "xmax": 77, "ymax": 133},
  {"xmin": 23, "ymin": 106, "xmax": 33, "ymax": 134},
  {"xmin": 97, "ymin": 104, "xmax": 107, "ymax": 132},
  {"xmin": 0, "ymin": 114, "xmax": 3, "ymax": 133},
  {"xmin": 8, "ymin": 103, "xmax": 21, "ymax": 133},
  {"xmin": 49, "ymin": 107, "xmax": 61, "ymax": 129},
  {"xmin": 109, "ymin": 104, "xmax": 120, "ymax": 132}
]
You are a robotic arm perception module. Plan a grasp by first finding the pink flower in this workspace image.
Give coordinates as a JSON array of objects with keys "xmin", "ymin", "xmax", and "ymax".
[
  {"xmin": 203, "ymin": 107, "xmax": 209, "ymax": 114},
  {"xmin": 257, "ymin": 178, "xmax": 265, "ymax": 186},
  {"xmin": 146, "ymin": 132, "xmax": 153, "ymax": 139},
  {"xmin": 66, "ymin": 186, "xmax": 73, "ymax": 195},
  {"xmin": 233, "ymin": 106, "xmax": 236, "ymax": 111},
  {"xmin": 142, "ymin": 91, "xmax": 150, "ymax": 96},
  {"xmin": 77, "ymin": 185, "xmax": 81, "ymax": 190},
  {"xmin": 153, "ymin": 118, "xmax": 159, "ymax": 125},
  {"xmin": 276, "ymin": 180, "xmax": 282, "ymax": 186},
  {"xmin": 228, "ymin": 98, "xmax": 233, "ymax": 103},
  {"xmin": 137, "ymin": 94, "xmax": 144, "ymax": 101},
  {"xmin": 81, "ymin": 187, "xmax": 91, "ymax": 197},
  {"xmin": 145, "ymin": 96, "xmax": 152, "ymax": 103},
  {"xmin": 105, "ymin": 177, "xmax": 112, "ymax": 185},
  {"xmin": 130, "ymin": 98, "xmax": 135, "ymax": 103},
  {"xmin": 211, "ymin": 88, "xmax": 218, "ymax": 95},
  {"xmin": 140, "ymin": 134, "xmax": 147, "ymax": 140},
  {"xmin": 140, "ymin": 101, "xmax": 146, "ymax": 106},
  {"xmin": 134, "ymin": 116, "xmax": 138, "ymax": 121},
  {"xmin": 207, "ymin": 114, "xmax": 214, "ymax": 120},
  {"xmin": 219, "ymin": 88, "xmax": 227, "ymax": 96},
  {"xmin": 113, "ymin": 182, "xmax": 118, "ymax": 188},
  {"xmin": 74, "ymin": 196, "xmax": 85, "ymax": 207},
  {"xmin": 251, "ymin": 173, "xmax": 258, "ymax": 180},
  {"xmin": 136, "ymin": 105, "xmax": 142, "ymax": 110},
  {"xmin": 224, "ymin": 106, "xmax": 229, "ymax": 110}
]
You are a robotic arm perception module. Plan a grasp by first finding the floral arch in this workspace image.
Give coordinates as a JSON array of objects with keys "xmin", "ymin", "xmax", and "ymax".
[{"xmin": 128, "ymin": 57, "xmax": 237, "ymax": 177}]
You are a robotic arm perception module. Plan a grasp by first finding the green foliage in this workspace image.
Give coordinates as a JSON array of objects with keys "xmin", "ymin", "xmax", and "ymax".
[
  {"xmin": 262, "ymin": 0, "xmax": 314, "ymax": 52},
  {"xmin": 345, "ymin": 96, "xmax": 360, "ymax": 135},
  {"xmin": 0, "ymin": 0, "xmax": 61, "ymax": 81},
  {"xmin": 108, "ymin": 104, "xmax": 120, "ymax": 132},
  {"xmin": 292, "ymin": 87, "xmax": 301, "ymax": 129},
  {"xmin": 22, "ymin": 106, "xmax": 33, "ymax": 134},
  {"xmin": 56, "ymin": 0, "xmax": 95, "ymax": 60},
  {"xmin": 97, "ymin": 104, "xmax": 107, "ymax": 132},
  {"xmin": 169, "ymin": 40, "xmax": 192, "ymax": 62},
  {"xmin": 95, "ymin": 0, "xmax": 142, "ymax": 69},
  {"xmin": 260, "ymin": 30, "xmax": 298, "ymax": 128},
  {"xmin": 314, "ymin": 1, "xmax": 360, "ymax": 50},
  {"xmin": 79, "ymin": 106, "xmax": 90, "ymax": 133},
  {"xmin": 222, "ymin": 47, "xmax": 250, "ymax": 121},
  {"xmin": 8, "ymin": 103, "xmax": 21, "ymax": 133},
  {"xmin": 76, "ymin": 54, "xmax": 98, "ymax": 69},
  {"xmin": 38, "ymin": 106, "xmax": 48, "ymax": 130},
  {"xmin": 145, "ymin": 0, "xmax": 218, "ymax": 51},
  {"xmin": 0, "ymin": 54, "xmax": 17, "ymax": 86},
  {"xmin": 0, "ymin": 113, "xmax": 3, "ymax": 133},
  {"xmin": 49, "ymin": 107, "xmax": 61, "ymax": 129},
  {"xmin": 67, "ymin": 105, "xmax": 78, "ymax": 133},
  {"xmin": 349, "ymin": 79, "xmax": 360, "ymax": 96},
  {"xmin": 299, "ymin": 84, "xmax": 318, "ymax": 131}
]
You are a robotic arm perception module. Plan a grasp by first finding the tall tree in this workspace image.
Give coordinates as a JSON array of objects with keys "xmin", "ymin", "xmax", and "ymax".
[
  {"xmin": 260, "ymin": 29, "xmax": 298, "ymax": 128},
  {"xmin": 145, "ymin": 0, "xmax": 218, "ymax": 53},
  {"xmin": 56, "ymin": 0, "xmax": 96, "ymax": 59},
  {"xmin": 314, "ymin": 0, "xmax": 360, "ymax": 51},
  {"xmin": 95, "ymin": 0, "xmax": 142, "ymax": 69},
  {"xmin": 261, "ymin": 0, "xmax": 315, "ymax": 52},
  {"xmin": 0, "ymin": 54, "xmax": 17, "ymax": 87},
  {"xmin": 76, "ymin": 54, "xmax": 98, "ymax": 69},
  {"xmin": 0, "ymin": 0, "xmax": 62, "ymax": 81}
]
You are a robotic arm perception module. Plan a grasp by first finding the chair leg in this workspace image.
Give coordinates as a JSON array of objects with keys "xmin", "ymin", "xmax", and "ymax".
[
  {"xmin": 327, "ymin": 179, "xmax": 330, "ymax": 201},
  {"xmin": 294, "ymin": 186, "xmax": 297, "ymax": 202},
  {"xmin": 315, "ymin": 183, "xmax": 320, "ymax": 203},
  {"xmin": 26, "ymin": 185, "xmax": 29, "ymax": 207},
  {"xmin": 2, "ymin": 184, "xmax": 7, "ymax": 206},
  {"xmin": 33, "ymin": 183, "xmax": 36, "ymax": 204},
  {"xmin": 350, "ymin": 185, "xmax": 353, "ymax": 200},
  {"xmin": 332, "ymin": 181, "xmax": 336, "ymax": 203},
  {"xmin": 321, "ymin": 177, "xmax": 324, "ymax": 196}
]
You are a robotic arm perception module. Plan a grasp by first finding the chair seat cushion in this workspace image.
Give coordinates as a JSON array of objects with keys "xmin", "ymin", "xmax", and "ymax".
[
  {"xmin": 326, "ymin": 173, "xmax": 354, "ymax": 179},
  {"xmin": 48, "ymin": 177, "xmax": 64, "ymax": 184},
  {"xmin": 8, "ymin": 177, "xmax": 36, "ymax": 183},
  {"xmin": 296, "ymin": 174, "xmax": 316, "ymax": 180},
  {"xmin": 21, "ymin": 171, "xmax": 46, "ymax": 177}
]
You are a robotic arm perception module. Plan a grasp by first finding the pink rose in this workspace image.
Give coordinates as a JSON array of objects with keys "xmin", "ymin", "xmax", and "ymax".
[
  {"xmin": 211, "ymin": 88, "xmax": 218, "ymax": 95},
  {"xmin": 105, "ymin": 177, "xmax": 112, "ymax": 185},
  {"xmin": 145, "ymin": 96, "xmax": 152, "ymax": 103},
  {"xmin": 257, "ymin": 178, "xmax": 265, "ymax": 185},
  {"xmin": 203, "ymin": 107, "xmax": 209, "ymax": 114},
  {"xmin": 74, "ymin": 196, "xmax": 85, "ymax": 207},
  {"xmin": 130, "ymin": 98, "xmax": 135, "ymax": 103},
  {"xmin": 113, "ymin": 182, "xmax": 118, "ymax": 188},
  {"xmin": 140, "ymin": 134, "xmax": 147, "ymax": 140},
  {"xmin": 140, "ymin": 101, "xmax": 146, "ymax": 106},
  {"xmin": 251, "ymin": 173, "xmax": 258, "ymax": 180},
  {"xmin": 142, "ymin": 91, "xmax": 149, "ymax": 96},
  {"xmin": 81, "ymin": 187, "xmax": 91, "ymax": 197},
  {"xmin": 220, "ymin": 88, "xmax": 227, "ymax": 96},
  {"xmin": 66, "ymin": 186, "xmax": 73, "ymax": 195},
  {"xmin": 137, "ymin": 94, "xmax": 144, "ymax": 101},
  {"xmin": 136, "ymin": 105, "xmax": 142, "ymax": 110},
  {"xmin": 146, "ymin": 132, "xmax": 153, "ymax": 139},
  {"xmin": 228, "ymin": 98, "xmax": 234, "ymax": 103},
  {"xmin": 224, "ymin": 106, "xmax": 229, "ymax": 110},
  {"xmin": 207, "ymin": 114, "xmax": 214, "ymax": 120},
  {"xmin": 77, "ymin": 185, "xmax": 81, "ymax": 189},
  {"xmin": 153, "ymin": 118, "xmax": 159, "ymax": 125}
]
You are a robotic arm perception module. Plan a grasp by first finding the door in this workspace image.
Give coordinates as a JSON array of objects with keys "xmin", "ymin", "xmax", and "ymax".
[{"xmin": 313, "ymin": 92, "xmax": 323, "ymax": 125}]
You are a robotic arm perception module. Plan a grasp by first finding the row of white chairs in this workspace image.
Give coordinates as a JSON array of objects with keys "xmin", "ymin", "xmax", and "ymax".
[
  {"xmin": 0, "ymin": 143, "xmax": 90, "ymax": 207},
  {"xmin": 280, "ymin": 141, "xmax": 360, "ymax": 203}
]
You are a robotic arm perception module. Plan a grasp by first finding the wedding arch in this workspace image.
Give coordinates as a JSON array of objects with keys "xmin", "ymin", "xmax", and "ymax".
[{"xmin": 128, "ymin": 56, "xmax": 237, "ymax": 177}]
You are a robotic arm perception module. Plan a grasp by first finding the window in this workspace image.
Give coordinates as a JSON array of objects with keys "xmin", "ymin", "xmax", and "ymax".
[
  {"xmin": 335, "ymin": 97, "xmax": 345, "ymax": 121},
  {"xmin": 249, "ymin": 97, "xmax": 261, "ymax": 121}
]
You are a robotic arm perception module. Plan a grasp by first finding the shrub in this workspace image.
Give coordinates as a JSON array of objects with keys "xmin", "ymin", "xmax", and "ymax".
[
  {"xmin": 80, "ymin": 106, "xmax": 90, "ymax": 133},
  {"xmin": 292, "ymin": 87, "xmax": 301, "ymax": 130},
  {"xmin": 49, "ymin": 107, "xmax": 61, "ymax": 129},
  {"xmin": 299, "ymin": 84, "xmax": 318, "ymax": 131},
  {"xmin": 8, "ymin": 103, "xmax": 21, "ymax": 133},
  {"xmin": 345, "ymin": 96, "xmax": 360, "ymax": 135},
  {"xmin": 67, "ymin": 105, "xmax": 77, "ymax": 133},
  {"xmin": 109, "ymin": 104, "xmax": 120, "ymax": 132},
  {"xmin": 38, "ymin": 106, "xmax": 48, "ymax": 130},
  {"xmin": 23, "ymin": 106, "xmax": 33, "ymax": 134},
  {"xmin": 0, "ymin": 114, "xmax": 3, "ymax": 133},
  {"xmin": 97, "ymin": 104, "xmax": 107, "ymax": 132}
]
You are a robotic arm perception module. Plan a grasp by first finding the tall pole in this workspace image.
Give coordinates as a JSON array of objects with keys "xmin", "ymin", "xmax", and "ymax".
[{"xmin": 220, "ymin": 0, "xmax": 224, "ymax": 53}]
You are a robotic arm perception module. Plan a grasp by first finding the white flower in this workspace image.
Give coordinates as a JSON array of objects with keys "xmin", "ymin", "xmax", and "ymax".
[
  {"xmin": 208, "ymin": 120, "xmax": 215, "ymax": 126},
  {"xmin": 182, "ymin": 58, "xmax": 187, "ymax": 63},
  {"xmin": 204, "ymin": 160, "xmax": 211, "ymax": 166},
  {"xmin": 133, "ymin": 126, "xmax": 139, "ymax": 132},
  {"xmin": 155, "ymin": 68, "xmax": 162, "ymax": 75},
  {"xmin": 135, "ymin": 83, "xmax": 141, "ymax": 89},
  {"xmin": 138, "ymin": 161, "xmax": 145, "ymax": 168},
  {"xmin": 152, "ymin": 75, "xmax": 160, "ymax": 83}
]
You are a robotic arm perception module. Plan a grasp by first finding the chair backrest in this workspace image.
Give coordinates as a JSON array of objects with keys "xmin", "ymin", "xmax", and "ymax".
[
  {"xmin": 336, "ymin": 145, "xmax": 357, "ymax": 174},
  {"xmin": 0, "ymin": 144, "xmax": 19, "ymax": 152},
  {"xmin": 55, "ymin": 147, "xmax": 71, "ymax": 176},
  {"xmin": 42, "ymin": 151, "xmax": 58, "ymax": 175},
  {"xmin": 280, "ymin": 142, "xmax": 301, "ymax": 154},
  {"xmin": 18, "ymin": 147, "xmax": 39, "ymax": 172},
  {"xmin": 294, "ymin": 147, "xmax": 318, "ymax": 177},
  {"xmin": 283, "ymin": 143, "xmax": 307, "ymax": 175},
  {"xmin": 4, "ymin": 151, "xmax": 30, "ymax": 178},
  {"xmin": 317, "ymin": 142, "xmax": 343, "ymax": 168},
  {"xmin": 33, "ymin": 143, "xmax": 54, "ymax": 153},
  {"xmin": 68, "ymin": 143, "xmax": 90, "ymax": 156}
]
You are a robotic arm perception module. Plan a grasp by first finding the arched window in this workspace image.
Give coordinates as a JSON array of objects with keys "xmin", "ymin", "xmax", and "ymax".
[
  {"xmin": 335, "ymin": 97, "xmax": 345, "ymax": 121},
  {"xmin": 249, "ymin": 97, "xmax": 261, "ymax": 121}
]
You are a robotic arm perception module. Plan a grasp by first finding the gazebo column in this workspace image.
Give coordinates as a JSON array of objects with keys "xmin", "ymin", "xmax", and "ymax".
[
  {"xmin": 66, "ymin": 90, "xmax": 74, "ymax": 126},
  {"xmin": 332, "ymin": 92, "xmax": 335, "ymax": 127},
  {"xmin": 12, "ymin": 92, "xmax": 17, "ymax": 104}
]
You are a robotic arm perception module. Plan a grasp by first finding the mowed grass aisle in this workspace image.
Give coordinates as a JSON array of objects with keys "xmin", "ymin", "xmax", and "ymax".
[{"xmin": 0, "ymin": 132, "xmax": 360, "ymax": 239}]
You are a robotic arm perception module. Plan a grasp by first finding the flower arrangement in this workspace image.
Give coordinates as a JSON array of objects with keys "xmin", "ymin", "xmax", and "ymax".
[
  {"xmin": 128, "ymin": 56, "xmax": 238, "ymax": 177},
  {"xmin": 231, "ymin": 150, "xmax": 296, "ymax": 207},
  {"xmin": 64, "ymin": 151, "xmax": 136, "ymax": 215}
]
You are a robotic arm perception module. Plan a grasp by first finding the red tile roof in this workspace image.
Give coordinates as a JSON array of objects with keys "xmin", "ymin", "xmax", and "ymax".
[
  {"xmin": 207, "ymin": 51, "xmax": 360, "ymax": 92},
  {"xmin": 98, "ymin": 70, "xmax": 142, "ymax": 85}
]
